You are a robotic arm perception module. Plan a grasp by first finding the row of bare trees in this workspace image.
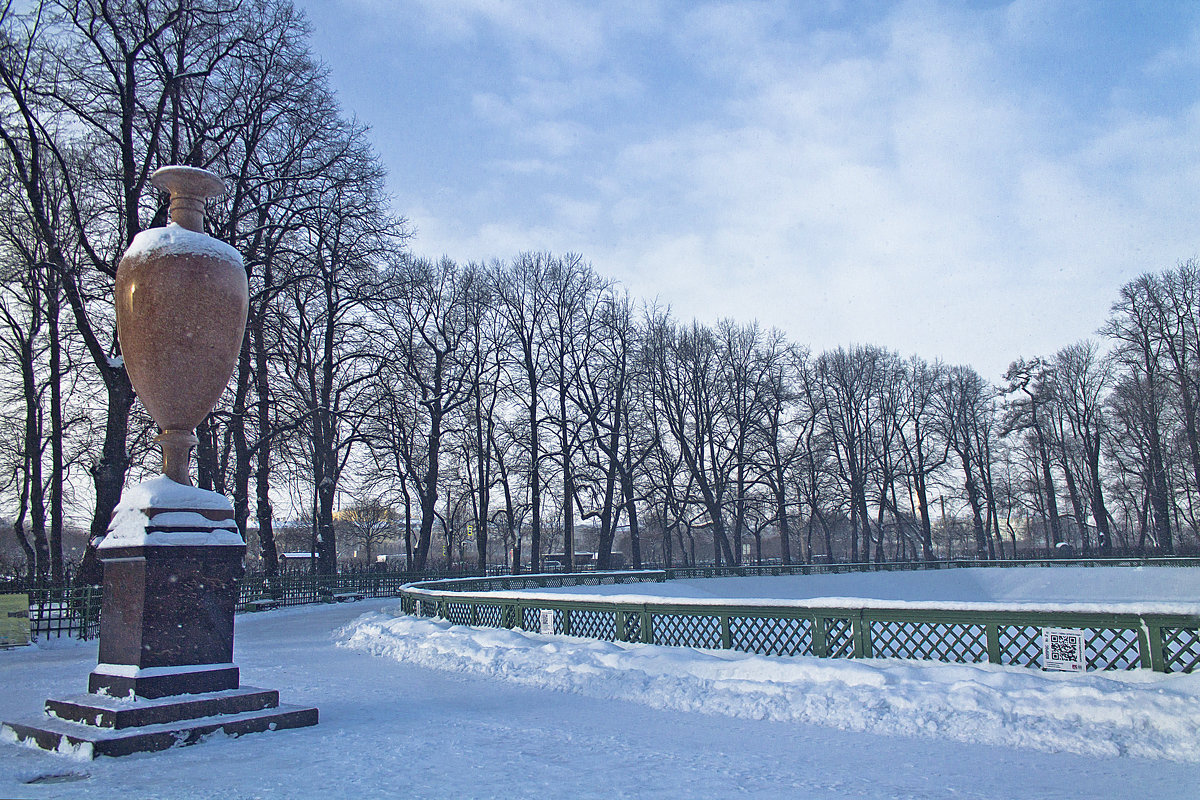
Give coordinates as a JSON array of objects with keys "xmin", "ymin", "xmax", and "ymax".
[
  {"xmin": 340, "ymin": 254, "xmax": 1200, "ymax": 576},
  {"xmin": 2, "ymin": 2, "xmax": 1198, "ymax": 583}
]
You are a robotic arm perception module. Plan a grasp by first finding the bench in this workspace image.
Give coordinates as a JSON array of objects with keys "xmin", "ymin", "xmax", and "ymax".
[
  {"xmin": 333, "ymin": 592, "xmax": 365, "ymax": 603},
  {"xmin": 246, "ymin": 599, "xmax": 280, "ymax": 612}
]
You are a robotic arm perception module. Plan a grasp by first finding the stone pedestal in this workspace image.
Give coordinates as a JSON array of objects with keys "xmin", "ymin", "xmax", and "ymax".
[
  {"xmin": 2, "ymin": 480, "xmax": 318, "ymax": 758},
  {"xmin": 89, "ymin": 543, "xmax": 244, "ymax": 699}
]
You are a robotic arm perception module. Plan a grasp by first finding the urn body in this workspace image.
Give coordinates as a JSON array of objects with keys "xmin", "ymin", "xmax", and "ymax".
[{"xmin": 114, "ymin": 225, "xmax": 248, "ymax": 433}]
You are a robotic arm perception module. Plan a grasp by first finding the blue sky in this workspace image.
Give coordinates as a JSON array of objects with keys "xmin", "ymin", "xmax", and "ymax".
[{"xmin": 294, "ymin": 0, "xmax": 1200, "ymax": 379}]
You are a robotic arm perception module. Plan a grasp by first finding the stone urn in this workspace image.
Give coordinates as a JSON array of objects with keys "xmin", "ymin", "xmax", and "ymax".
[
  {"xmin": 1, "ymin": 166, "xmax": 316, "ymax": 757},
  {"xmin": 114, "ymin": 165, "xmax": 248, "ymax": 484}
]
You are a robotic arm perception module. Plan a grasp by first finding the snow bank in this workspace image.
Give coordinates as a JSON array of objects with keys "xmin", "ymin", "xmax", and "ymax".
[
  {"xmin": 124, "ymin": 222, "xmax": 242, "ymax": 266},
  {"xmin": 338, "ymin": 611, "xmax": 1200, "ymax": 762}
]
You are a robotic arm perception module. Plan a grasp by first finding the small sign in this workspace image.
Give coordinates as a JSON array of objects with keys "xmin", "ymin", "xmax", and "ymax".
[
  {"xmin": 539, "ymin": 609, "xmax": 555, "ymax": 635},
  {"xmin": 0, "ymin": 594, "xmax": 30, "ymax": 648},
  {"xmin": 1042, "ymin": 627, "xmax": 1086, "ymax": 672}
]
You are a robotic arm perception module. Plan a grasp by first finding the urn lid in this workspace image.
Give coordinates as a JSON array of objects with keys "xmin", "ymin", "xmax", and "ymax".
[{"xmin": 151, "ymin": 166, "xmax": 226, "ymax": 233}]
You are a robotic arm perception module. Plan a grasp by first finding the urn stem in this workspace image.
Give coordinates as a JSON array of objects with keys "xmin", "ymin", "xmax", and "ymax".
[
  {"xmin": 168, "ymin": 196, "xmax": 207, "ymax": 233},
  {"xmin": 157, "ymin": 429, "xmax": 199, "ymax": 486}
]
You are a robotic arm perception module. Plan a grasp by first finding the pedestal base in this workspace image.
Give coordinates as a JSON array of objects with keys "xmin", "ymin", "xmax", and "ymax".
[
  {"xmin": 88, "ymin": 661, "xmax": 241, "ymax": 699},
  {"xmin": 3, "ymin": 687, "xmax": 318, "ymax": 758}
]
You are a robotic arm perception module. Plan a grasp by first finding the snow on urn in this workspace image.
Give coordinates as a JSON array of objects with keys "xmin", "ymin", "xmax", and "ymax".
[{"xmin": 115, "ymin": 165, "xmax": 248, "ymax": 484}]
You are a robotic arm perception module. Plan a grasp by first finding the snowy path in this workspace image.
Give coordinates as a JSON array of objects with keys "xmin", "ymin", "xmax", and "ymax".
[{"xmin": 2, "ymin": 599, "xmax": 1198, "ymax": 799}]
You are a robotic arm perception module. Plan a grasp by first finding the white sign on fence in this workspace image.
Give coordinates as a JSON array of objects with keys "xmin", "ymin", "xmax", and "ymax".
[
  {"xmin": 1041, "ymin": 627, "xmax": 1086, "ymax": 672},
  {"xmin": 539, "ymin": 609, "xmax": 555, "ymax": 635}
]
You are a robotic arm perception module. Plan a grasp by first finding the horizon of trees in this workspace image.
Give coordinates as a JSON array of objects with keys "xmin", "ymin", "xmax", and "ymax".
[{"xmin": 2, "ymin": 1, "xmax": 1199, "ymax": 583}]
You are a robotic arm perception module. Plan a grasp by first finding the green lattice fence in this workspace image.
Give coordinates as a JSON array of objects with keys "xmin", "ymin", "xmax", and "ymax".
[{"xmin": 399, "ymin": 571, "xmax": 1200, "ymax": 674}]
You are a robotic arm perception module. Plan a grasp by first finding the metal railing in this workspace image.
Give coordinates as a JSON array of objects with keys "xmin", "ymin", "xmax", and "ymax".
[
  {"xmin": 398, "ymin": 563, "xmax": 1200, "ymax": 674},
  {"xmin": 11, "ymin": 556, "xmax": 1200, "ymax": 654},
  {"xmin": 20, "ymin": 585, "xmax": 104, "ymax": 641}
]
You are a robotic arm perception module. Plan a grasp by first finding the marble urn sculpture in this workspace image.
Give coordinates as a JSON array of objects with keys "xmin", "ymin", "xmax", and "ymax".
[{"xmin": 2, "ymin": 166, "xmax": 317, "ymax": 758}]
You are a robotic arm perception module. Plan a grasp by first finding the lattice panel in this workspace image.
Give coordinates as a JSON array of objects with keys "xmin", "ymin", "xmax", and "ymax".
[
  {"xmin": 1083, "ymin": 627, "xmax": 1140, "ymax": 671},
  {"xmin": 652, "ymin": 613, "xmax": 721, "ymax": 648},
  {"xmin": 445, "ymin": 602, "xmax": 471, "ymax": 626},
  {"xmin": 476, "ymin": 604, "xmax": 504, "ymax": 629},
  {"xmin": 1161, "ymin": 627, "xmax": 1200, "ymax": 673},
  {"xmin": 825, "ymin": 618, "xmax": 855, "ymax": 658},
  {"xmin": 871, "ymin": 621, "xmax": 987, "ymax": 663},
  {"xmin": 572, "ymin": 610, "xmax": 617, "ymax": 641},
  {"xmin": 521, "ymin": 607, "xmax": 540, "ymax": 631},
  {"xmin": 730, "ymin": 616, "xmax": 812, "ymax": 656},
  {"xmin": 999, "ymin": 624, "xmax": 1043, "ymax": 668},
  {"xmin": 623, "ymin": 613, "xmax": 641, "ymax": 642},
  {"xmin": 518, "ymin": 607, "xmax": 563, "ymax": 633}
]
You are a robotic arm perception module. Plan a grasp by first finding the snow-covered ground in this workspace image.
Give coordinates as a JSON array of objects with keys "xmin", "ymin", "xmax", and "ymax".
[
  {"xmin": 0, "ymin": 569, "xmax": 1197, "ymax": 799},
  {"xmin": 492, "ymin": 566, "xmax": 1200, "ymax": 613}
]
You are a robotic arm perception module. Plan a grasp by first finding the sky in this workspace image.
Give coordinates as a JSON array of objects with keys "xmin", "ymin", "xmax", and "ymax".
[{"xmin": 293, "ymin": 0, "xmax": 1200, "ymax": 381}]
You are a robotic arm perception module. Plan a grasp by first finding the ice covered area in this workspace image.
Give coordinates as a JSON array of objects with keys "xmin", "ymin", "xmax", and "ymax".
[
  {"xmin": 3, "ymin": 601, "xmax": 1197, "ymax": 799},
  {"xmin": 489, "ymin": 567, "xmax": 1200, "ymax": 615},
  {"xmin": 123, "ymin": 222, "xmax": 242, "ymax": 265},
  {"xmin": 98, "ymin": 476, "xmax": 242, "ymax": 548}
]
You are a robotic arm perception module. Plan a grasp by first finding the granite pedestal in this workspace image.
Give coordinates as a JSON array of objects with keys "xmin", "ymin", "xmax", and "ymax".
[{"xmin": 2, "ymin": 483, "xmax": 318, "ymax": 757}]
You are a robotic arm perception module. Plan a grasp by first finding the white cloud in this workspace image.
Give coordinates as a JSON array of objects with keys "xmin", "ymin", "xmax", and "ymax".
[{"xmin": 355, "ymin": 0, "xmax": 1200, "ymax": 377}]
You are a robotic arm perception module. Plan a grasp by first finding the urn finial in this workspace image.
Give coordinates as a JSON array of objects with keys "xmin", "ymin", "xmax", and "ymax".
[{"xmin": 151, "ymin": 165, "xmax": 226, "ymax": 232}]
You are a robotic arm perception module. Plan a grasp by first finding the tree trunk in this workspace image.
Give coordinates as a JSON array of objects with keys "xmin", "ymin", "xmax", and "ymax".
[
  {"xmin": 775, "ymin": 475, "xmax": 791, "ymax": 565},
  {"xmin": 528, "ymin": 387, "xmax": 541, "ymax": 573},
  {"xmin": 1035, "ymin": 427, "xmax": 1063, "ymax": 546},
  {"xmin": 621, "ymin": 467, "xmax": 641, "ymax": 569},
  {"xmin": 253, "ymin": 306, "xmax": 279, "ymax": 577},
  {"xmin": 1148, "ymin": 423, "xmax": 1174, "ymax": 553},
  {"xmin": 1089, "ymin": 431, "xmax": 1112, "ymax": 555},
  {"xmin": 47, "ymin": 271, "xmax": 64, "ymax": 582},
  {"xmin": 78, "ymin": 370, "xmax": 136, "ymax": 585}
]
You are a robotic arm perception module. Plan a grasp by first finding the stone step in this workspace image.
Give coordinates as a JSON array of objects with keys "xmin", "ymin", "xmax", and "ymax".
[
  {"xmin": 44, "ymin": 687, "xmax": 280, "ymax": 729},
  {"xmin": 3, "ymin": 703, "xmax": 318, "ymax": 759}
]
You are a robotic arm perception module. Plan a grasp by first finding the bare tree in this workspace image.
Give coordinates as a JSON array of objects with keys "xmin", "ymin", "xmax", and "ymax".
[
  {"xmin": 339, "ymin": 497, "xmax": 394, "ymax": 566},
  {"xmin": 374, "ymin": 257, "xmax": 477, "ymax": 571},
  {"xmin": 1103, "ymin": 277, "xmax": 1174, "ymax": 553}
]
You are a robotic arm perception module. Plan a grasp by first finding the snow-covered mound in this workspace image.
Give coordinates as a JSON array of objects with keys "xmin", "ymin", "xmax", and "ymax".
[{"xmin": 337, "ymin": 612, "xmax": 1200, "ymax": 761}]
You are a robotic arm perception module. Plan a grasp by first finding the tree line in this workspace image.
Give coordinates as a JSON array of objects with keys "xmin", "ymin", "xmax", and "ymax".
[{"xmin": 1, "ymin": 2, "xmax": 1197, "ymax": 582}]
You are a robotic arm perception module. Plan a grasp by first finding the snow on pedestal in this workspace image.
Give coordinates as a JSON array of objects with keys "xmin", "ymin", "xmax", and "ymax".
[{"xmin": 99, "ymin": 476, "xmax": 244, "ymax": 548}]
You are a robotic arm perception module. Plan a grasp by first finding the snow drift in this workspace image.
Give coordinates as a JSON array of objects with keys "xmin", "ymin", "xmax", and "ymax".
[{"xmin": 338, "ymin": 610, "xmax": 1200, "ymax": 762}]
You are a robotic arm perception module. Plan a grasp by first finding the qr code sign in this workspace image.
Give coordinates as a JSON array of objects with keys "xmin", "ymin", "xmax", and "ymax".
[{"xmin": 1042, "ymin": 627, "xmax": 1086, "ymax": 672}]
